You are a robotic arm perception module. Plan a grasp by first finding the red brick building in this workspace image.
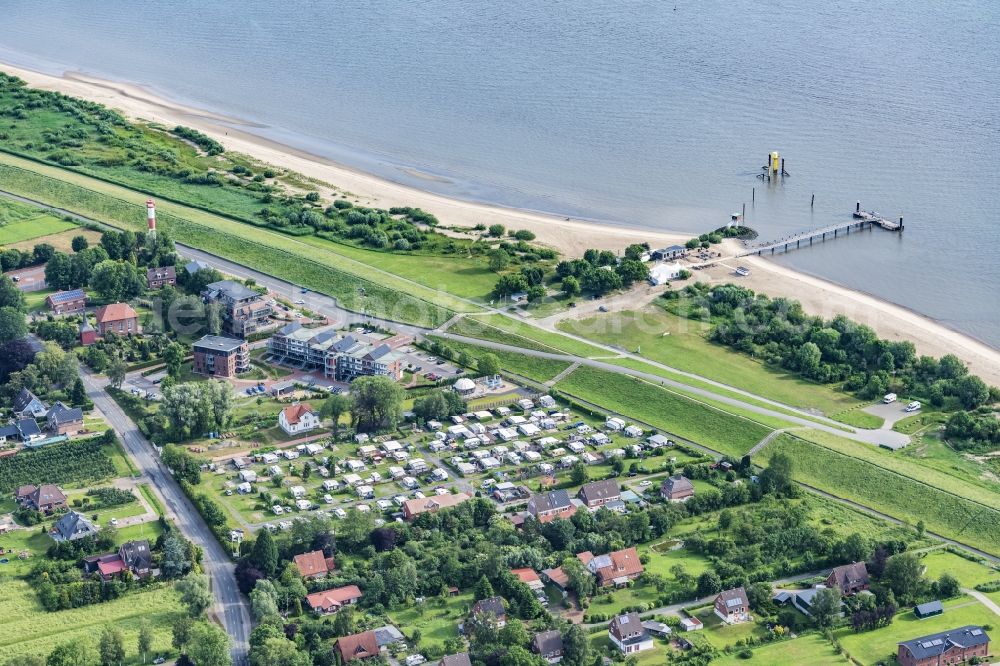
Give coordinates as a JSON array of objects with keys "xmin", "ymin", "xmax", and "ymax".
[
  {"xmin": 146, "ymin": 265, "xmax": 177, "ymax": 289},
  {"xmin": 897, "ymin": 626, "xmax": 990, "ymax": 666},
  {"xmin": 46, "ymin": 289, "xmax": 86, "ymax": 315},
  {"xmin": 192, "ymin": 335, "xmax": 249, "ymax": 377},
  {"xmin": 826, "ymin": 562, "xmax": 870, "ymax": 595},
  {"xmin": 94, "ymin": 303, "xmax": 139, "ymax": 336}
]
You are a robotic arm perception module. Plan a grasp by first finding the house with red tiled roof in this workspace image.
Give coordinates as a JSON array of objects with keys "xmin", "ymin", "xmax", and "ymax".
[
  {"xmin": 293, "ymin": 550, "xmax": 335, "ymax": 579},
  {"xmin": 826, "ymin": 562, "xmax": 870, "ymax": 596},
  {"xmin": 279, "ymin": 403, "xmax": 320, "ymax": 435},
  {"xmin": 511, "ymin": 567, "xmax": 544, "ymax": 591},
  {"xmin": 94, "ymin": 303, "xmax": 139, "ymax": 336},
  {"xmin": 577, "ymin": 547, "xmax": 644, "ymax": 587},
  {"xmin": 336, "ymin": 630, "xmax": 379, "ymax": 662},
  {"xmin": 306, "ymin": 585, "xmax": 363, "ymax": 614}
]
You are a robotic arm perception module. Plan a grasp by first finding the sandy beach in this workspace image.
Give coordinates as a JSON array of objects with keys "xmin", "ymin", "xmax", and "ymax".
[{"xmin": 2, "ymin": 61, "xmax": 998, "ymax": 385}]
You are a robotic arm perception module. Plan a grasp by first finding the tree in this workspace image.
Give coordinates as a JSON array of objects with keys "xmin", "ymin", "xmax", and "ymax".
[
  {"xmin": 526, "ymin": 285, "xmax": 545, "ymax": 302},
  {"xmin": 322, "ymin": 392, "xmax": 351, "ymax": 439},
  {"xmin": 0, "ymin": 275, "xmax": 26, "ymax": 311},
  {"xmin": 488, "ymin": 224, "xmax": 505, "ymax": 237},
  {"xmin": 99, "ymin": 627, "xmax": 126, "ymax": 666},
  {"xmin": 206, "ymin": 301, "xmax": 223, "ymax": 336},
  {"xmin": 493, "ymin": 274, "xmax": 529, "ymax": 299},
  {"xmin": 46, "ymin": 642, "xmax": 95, "ymax": 666},
  {"xmin": 5, "ymin": 656, "xmax": 45, "ymax": 666},
  {"xmin": 474, "ymin": 575, "xmax": 494, "ymax": 600},
  {"xmin": 696, "ymin": 570, "xmax": 722, "ymax": 597},
  {"xmin": 172, "ymin": 616, "xmax": 195, "ymax": 652},
  {"xmin": 478, "ymin": 353, "xmax": 501, "ymax": 377},
  {"xmin": 561, "ymin": 276, "xmax": 580, "ymax": 297},
  {"xmin": 176, "ymin": 573, "xmax": 214, "ymax": 617},
  {"xmin": 761, "ymin": 451, "xmax": 794, "ymax": 496},
  {"xmin": 160, "ymin": 381, "xmax": 234, "ymax": 440},
  {"xmin": 954, "ymin": 375, "xmax": 990, "ymax": 409},
  {"xmin": 161, "ymin": 529, "xmax": 193, "ymax": 578},
  {"xmin": 106, "ymin": 354, "xmax": 127, "ymax": 389},
  {"xmin": 90, "ymin": 259, "xmax": 144, "ymax": 302},
  {"xmin": 0, "ymin": 306, "xmax": 27, "ymax": 343},
  {"xmin": 569, "ymin": 461, "xmax": 587, "ymax": 485},
  {"xmin": 936, "ymin": 573, "xmax": 960, "ymax": 598},
  {"xmin": 561, "ymin": 625, "xmax": 589, "ymax": 666},
  {"xmin": 69, "ymin": 376, "xmax": 88, "ymax": 406},
  {"xmin": 71, "ymin": 235, "xmax": 89, "ymax": 252},
  {"xmin": 883, "ymin": 552, "xmax": 924, "ymax": 604},
  {"xmin": 810, "ymin": 587, "xmax": 841, "ymax": 628},
  {"xmin": 250, "ymin": 528, "xmax": 279, "ymax": 577},
  {"xmin": 249, "ymin": 637, "xmax": 310, "ymax": 666},
  {"xmin": 488, "ymin": 248, "xmax": 511, "ymax": 273},
  {"xmin": 250, "ymin": 580, "xmax": 281, "ymax": 622},
  {"xmin": 187, "ymin": 622, "xmax": 232, "ymax": 666},
  {"xmin": 163, "ymin": 342, "xmax": 186, "ymax": 380},
  {"xmin": 561, "ymin": 556, "xmax": 594, "ymax": 599},
  {"xmin": 413, "ymin": 390, "xmax": 448, "ymax": 422},
  {"xmin": 138, "ymin": 619, "xmax": 154, "ymax": 664},
  {"xmin": 350, "ymin": 375, "xmax": 404, "ymax": 432},
  {"xmin": 616, "ymin": 259, "xmax": 649, "ymax": 285}
]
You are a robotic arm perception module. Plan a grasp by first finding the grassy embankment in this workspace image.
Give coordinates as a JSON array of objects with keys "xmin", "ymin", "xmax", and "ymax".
[
  {"xmin": 0, "ymin": 196, "xmax": 76, "ymax": 244},
  {"xmin": 757, "ymin": 431, "xmax": 1000, "ymax": 555},
  {"xmin": 0, "ymin": 152, "xmax": 471, "ymax": 328}
]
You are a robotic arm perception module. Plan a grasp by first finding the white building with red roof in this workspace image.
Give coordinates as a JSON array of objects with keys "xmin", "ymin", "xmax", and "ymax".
[{"xmin": 279, "ymin": 403, "xmax": 320, "ymax": 435}]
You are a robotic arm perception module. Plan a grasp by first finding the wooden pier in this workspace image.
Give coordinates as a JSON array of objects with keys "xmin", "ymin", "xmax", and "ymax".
[{"xmin": 737, "ymin": 202, "xmax": 903, "ymax": 258}]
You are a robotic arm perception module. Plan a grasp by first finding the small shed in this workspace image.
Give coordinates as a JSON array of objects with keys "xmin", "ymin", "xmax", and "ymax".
[{"xmin": 914, "ymin": 600, "xmax": 943, "ymax": 619}]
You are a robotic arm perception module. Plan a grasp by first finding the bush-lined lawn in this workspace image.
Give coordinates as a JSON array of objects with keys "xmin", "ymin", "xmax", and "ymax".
[
  {"xmin": 711, "ymin": 634, "xmax": 850, "ymax": 666},
  {"xmin": 388, "ymin": 592, "xmax": 472, "ymax": 650},
  {"xmin": 0, "ymin": 213, "xmax": 76, "ymax": 244}
]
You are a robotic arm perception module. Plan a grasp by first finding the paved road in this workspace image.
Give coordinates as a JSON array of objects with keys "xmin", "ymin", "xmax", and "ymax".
[
  {"xmin": 82, "ymin": 370, "xmax": 251, "ymax": 665},
  {"xmin": 434, "ymin": 332, "xmax": 910, "ymax": 449},
  {"xmin": 965, "ymin": 588, "xmax": 1000, "ymax": 617}
]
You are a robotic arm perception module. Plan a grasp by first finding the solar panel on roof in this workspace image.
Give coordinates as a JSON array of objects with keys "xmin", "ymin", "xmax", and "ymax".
[
  {"xmin": 931, "ymin": 639, "xmax": 943, "ymax": 646},
  {"xmin": 971, "ymin": 629, "xmax": 983, "ymax": 636}
]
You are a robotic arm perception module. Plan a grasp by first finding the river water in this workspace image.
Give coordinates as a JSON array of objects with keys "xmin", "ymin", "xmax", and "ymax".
[{"xmin": 1, "ymin": 0, "xmax": 998, "ymax": 345}]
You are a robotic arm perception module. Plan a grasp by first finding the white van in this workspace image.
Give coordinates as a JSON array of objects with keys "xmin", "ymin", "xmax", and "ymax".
[
  {"xmin": 883, "ymin": 393, "xmax": 897, "ymax": 404},
  {"xmin": 905, "ymin": 401, "xmax": 922, "ymax": 413}
]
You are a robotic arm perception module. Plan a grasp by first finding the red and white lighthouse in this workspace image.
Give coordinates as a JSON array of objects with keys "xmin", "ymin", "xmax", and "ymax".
[{"xmin": 146, "ymin": 198, "xmax": 156, "ymax": 236}]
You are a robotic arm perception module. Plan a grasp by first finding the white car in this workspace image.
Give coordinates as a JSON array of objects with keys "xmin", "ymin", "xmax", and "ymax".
[
  {"xmin": 904, "ymin": 401, "xmax": 922, "ymax": 413},
  {"xmin": 405, "ymin": 656, "xmax": 426, "ymax": 666},
  {"xmin": 294, "ymin": 299, "xmax": 305, "ymax": 305},
  {"xmin": 639, "ymin": 480, "xmax": 652, "ymax": 487}
]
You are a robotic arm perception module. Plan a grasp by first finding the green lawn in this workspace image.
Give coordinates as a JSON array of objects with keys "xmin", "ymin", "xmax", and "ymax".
[
  {"xmin": 835, "ymin": 596, "xmax": 997, "ymax": 666},
  {"xmin": 557, "ymin": 307, "xmax": 863, "ymax": 417},
  {"xmin": 711, "ymin": 634, "xmax": 850, "ymax": 666},
  {"xmin": 426, "ymin": 335, "xmax": 572, "ymax": 383},
  {"xmin": 555, "ymin": 366, "xmax": 772, "ymax": 457},
  {"xmin": 692, "ymin": 606, "xmax": 769, "ymax": 650},
  {"xmin": 0, "ymin": 213, "xmax": 76, "ymax": 244},
  {"xmin": 388, "ymin": 592, "xmax": 473, "ymax": 650},
  {"xmin": 0, "ymin": 578, "xmax": 183, "ymax": 664},
  {"xmin": 757, "ymin": 434, "xmax": 1000, "ymax": 556},
  {"xmin": 588, "ymin": 582, "xmax": 662, "ymax": 616},
  {"xmin": 918, "ymin": 549, "xmax": 1000, "ymax": 589},
  {"xmin": 458, "ymin": 314, "xmax": 612, "ymax": 357}
]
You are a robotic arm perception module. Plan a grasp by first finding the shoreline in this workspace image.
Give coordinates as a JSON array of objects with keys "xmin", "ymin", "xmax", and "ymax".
[{"xmin": 2, "ymin": 60, "xmax": 998, "ymax": 385}]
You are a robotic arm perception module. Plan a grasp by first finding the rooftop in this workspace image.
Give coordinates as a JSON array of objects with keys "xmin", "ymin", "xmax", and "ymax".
[{"xmin": 193, "ymin": 335, "xmax": 247, "ymax": 353}]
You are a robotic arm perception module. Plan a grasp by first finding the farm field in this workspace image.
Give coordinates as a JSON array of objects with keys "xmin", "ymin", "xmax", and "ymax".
[
  {"xmin": 557, "ymin": 306, "xmax": 864, "ymax": 417},
  {"xmin": 0, "ymin": 578, "xmax": 183, "ymax": 664},
  {"xmin": 0, "ymin": 153, "xmax": 464, "ymax": 327},
  {"xmin": 834, "ymin": 596, "xmax": 997, "ymax": 666},
  {"xmin": 555, "ymin": 365, "xmax": 773, "ymax": 457},
  {"xmin": 757, "ymin": 434, "xmax": 1000, "ymax": 555},
  {"xmin": 918, "ymin": 549, "xmax": 1000, "ymax": 589},
  {"xmin": 0, "ymin": 213, "xmax": 76, "ymax": 245},
  {"xmin": 5, "ymin": 226, "xmax": 103, "ymax": 253},
  {"xmin": 711, "ymin": 633, "xmax": 850, "ymax": 666}
]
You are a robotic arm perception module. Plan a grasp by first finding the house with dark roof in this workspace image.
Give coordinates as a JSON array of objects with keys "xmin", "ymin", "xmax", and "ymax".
[
  {"xmin": 184, "ymin": 260, "xmax": 211, "ymax": 276},
  {"xmin": 914, "ymin": 600, "xmax": 944, "ymax": 620},
  {"xmin": 293, "ymin": 549, "xmax": 335, "ymax": 579},
  {"xmin": 336, "ymin": 630, "xmax": 380, "ymax": 663},
  {"xmin": 578, "ymin": 547, "xmax": 644, "ymax": 587},
  {"xmin": 94, "ymin": 303, "xmax": 139, "ymax": 336},
  {"xmin": 660, "ymin": 475, "xmax": 694, "ymax": 502},
  {"xmin": 897, "ymin": 625, "xmax": 990, "ymax": 666},
  {"xmin": 119, "ymin": 539, "xmax": 153, "ymax": 576},
  {"xmin": 577, "ymin": 479, "xmax": 621, "ymax": 509},
  {"xmin": 13, "ymin": 389, "xmax": 47, "ymax": 419},
  {"xmin": 532, "ymin": 630, "xmax": 564, "ymax": 663},
  {"xmin": 608, "ymin": 613, "xmax": 653, "ymax": 655},
  {"xmin": 202, "ymin": 280, "xmax": 272, "ymax": 338},
  {"xmin": 439, "ymin": 653, "xmax": 472, "ymax": 666},
  {"xmin": 146, "ymin": 265, "xmax": 177, "ymax": 289},
  {"xmin": 51, "ymin": 511, "xmax": 99, "ymax": 542},
  {"xmin": 46, "ymin": 402, "xmax": 84, "ymax": 436},
  {"xmin": 46, "ymin": 289, "xmax": 86, "ymax": 315},
  {"xmin": 714, "ymin": 587, "xmax": 750, "ymax": 624},
  {"xmin": 15, "ymin": 484, "xmax": 67, "ymax": 514},
  {"xmin": 471, "ymin": 596, "xmax": 507, "ymax": 627},
  {"xmin": 305, "ymin": 585, "xmax": 362, "ymax": 614},
  {"xmin": 526, "ymin": 490, "xmax": 576, "ymax": 523},
  {"xmin": 3, "ymin": 418, "xmax": 44, "ymax": 443},
  {"xmin": 826, "ymin": 562, "xmax": 870, "ymax": 595}
]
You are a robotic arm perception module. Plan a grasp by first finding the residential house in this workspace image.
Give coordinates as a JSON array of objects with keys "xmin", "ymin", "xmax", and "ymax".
[
  {"xmin": 0, "ymin": 418, "xmax": 44, "ymax": 444},
  {"xmin": 201, "ymin": 280, "xmax": 272, "ymax": 338},
  {"xmin": 532, "ymin": 630, "xmax": 563, "ymax": 663},
  {"xmin": 15, "ymin": 483, "xmax": 67, "ymax": 514},
  {"xmin": 714, "ymin": 587, "xmax": 750, "ymax": 624},
  {"xmin": 46, "ymin": 402, "xmax": 84, "ymax": 436},
  {"xmin": 184, "ymin": 260, "xmax": 210, "ymax": 276},
  {"xmin": 94, "ymin": 303, "xmax": 139, "ymax": 336},
  {"xmin": 542, "ymin": 567, "xmax": 569, "ymax": 596},
  {"xmin": 146, "ymin": 265, "xmax": 176, "ymax": 289},
  {"xmin": 402, "ymin": 492, "xmax": 471, "ymax": 520},
  {"xmin": 268, "ymin": 323, "xmax": 403, "ymax": 381},
  {"xmin": 336, "ymin": 630, "xmax": 380, "ymax": 663},
  {"xmin": 660, "ymin": 475, "xmax": 694, "ymax": 502},
  {"xmin": 471, "ymin": 596, "xmax": 507, "ymax": 627},
  {"xmin": 577, "ymin": 479, "xmax": 621, "ymax": 509},
  {"xmin": 526, "ymin": 490, "xmax": 576, "ymax": 523},
  {"xmin": 652, "ymin": 244, "xmax": 688, "ymax": 261},
  {"xmin": 46, "ymin": 289, "xmax": 86, "ymax": 315},
  {"xmin": 439, "ymin": 654, "xmax": 472, "ymax": 666},
  {"xmin": 293, "ymin": 550, "xmax": 335, "ymax": 579},
  {"xmin": 13, "ymin": 389, "xmax": 48, "ymax": 419},
  {"xmin": 279, "ymin": 403, "xmax": 321, "ymax": 436},
  {"xmin": 826, "ymin": 562, "xmax": 870, "ymax": 596},
  {"xmin": 608, "ymin": 613, "xmax": 653, "ymax": 655},
  {"xmin": 119, "ymin": 539, "xmax": 153, "ymax": 577},
  {"xmin": 51, "ymin": 511, "xmax": 99, "ymax": 542},
  {"xmin": 897, "ymin": 626, "xmax": 990, "ymax": 666},
  {"xmin": 512, "ymin": 568, "xmax": 544, "ymax": 591},
  {"xmin": 578, "ymin": 547, "xmax": 644, "ymax": 587},
  {"xmin": 306, "ymin": 585, "xmax": 363, "ymax": 614},
  {"xmin": 192, "ymin": 335, "xmax": 249, "ymax": 377}
]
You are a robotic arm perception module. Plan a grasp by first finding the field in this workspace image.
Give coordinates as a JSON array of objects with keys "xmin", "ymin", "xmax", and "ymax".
[
  {"xmin": 917, "ymin": 549, "xmax": 1000, "ymax": 589},
  {"xmin": 0, "ymin": 438, "xmax": 118, "ymax": 493},
  {"xmin": 0, "ymin": 212, "xmax": 76, "ymax": 245},
  {"xmin": 427, "ymin": 335, "xmax": 572, "ymax": 383},
  {"xmin": 388, "ymin": 592, "xmax": 472, "ymax": 650},
  {"xmin": 757, "ymin": 434, "xmax": 1000, "ymax": 555},
  {"xmin": 454, "ymin": 314, "xmax": 612, "ymax": 357},
  {"xmin": 556, "ymin": 306, "xmax": 864, "ymax": 417},
  {"xmin": 0, "ymin": 578, "xmax": 183, "ymax": 663},
  {"xmin": 711, "ymin": 634, "xmax": 850, "ymax": 666},
  {"xmin": 555, "ymin": 365, "xmax": 773, "ymax": 457},
  {"xmin": 5, "ymin": 226, "xmax": 103, "ymax": 253},
  {"xmin": 834, "ymin": 596, "xmax": 998, "ymax": 665},
  {"xmin": 0, "ymin": 153, "xmax": 464, "ymax": 327}
]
